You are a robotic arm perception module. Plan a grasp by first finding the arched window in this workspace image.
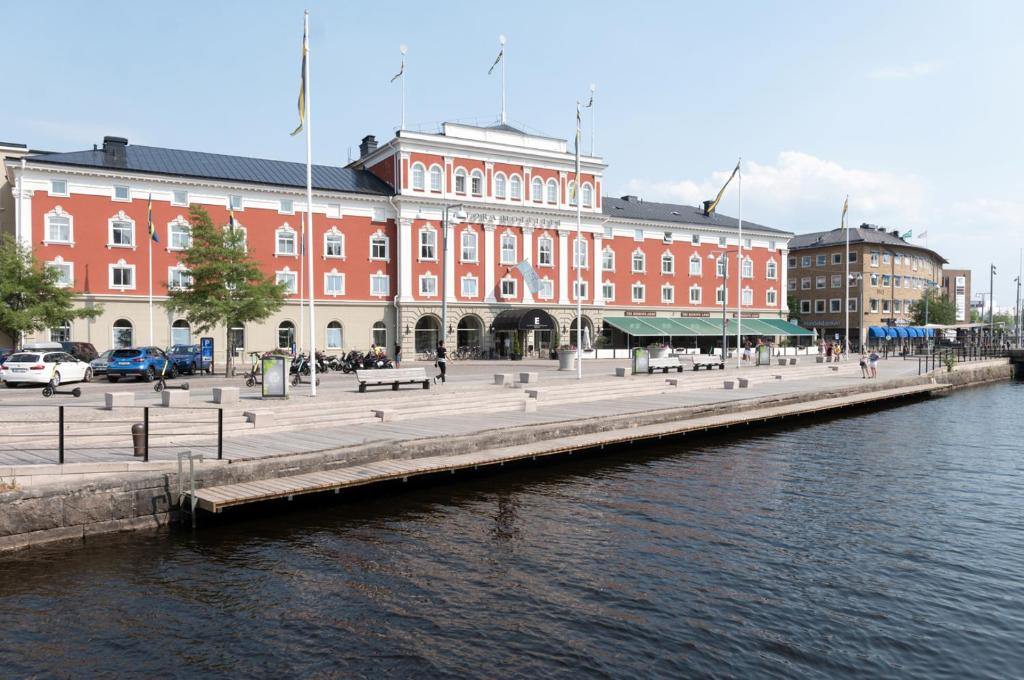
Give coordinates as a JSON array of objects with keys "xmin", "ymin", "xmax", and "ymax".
[
  {"xmin": 326, "ymin": 320, "xmax": 343, "ymax": 349},
  {"xmin": 414, "ymin": 316, "xmax": 440, "ymax": 354},
  {"xmin": 454, "ymin": 168, "xmax": 468, "ymax": 194},
  {"xmin": 370, "ymin": 231, "xmax": 389, "ymax": 260},
  {"xmin": 742, "ymin": 256, "xmax": 754, "ymax": 279},
  {"xmin": 324, "ymin": 227, "xmax": 344, "ymax": 258},
  {"xmin": 277, "ymin": 321, "xmax": 295, "ymax": 349},
  {"xmin": 500, "ymin": 232, "xmax": 517, "ymax": 265},
  {"xmin": 602, "ymin": 247, "xmax": 615, "ymax": 272},
  {"xmin": 429, "ymin": 165, "xmax": 443, "ymax": 192},
  {"xmin": 661, "ymin": 252, "xmax": 675, "ymax": 275},
  {"xmin": 168, "ymin": 217, "xmax": 191, "ymax": 251},
  {"xmin": 372, "ymin": 320, "xmax": 387, "ymax": 347},
  {"xmin": 582, "ymin": 183, "xmax": 593, "ymax": 208},
  {"xmin": 275, "ymin": 225, "xmax": 297, "ymax": 256},
  {"xmin": 546, "ymin": 179, "xmax": 558, "ymax": 204},
  {"xmin": 171, "ymin": 319, "xmax": 190, "ymax": 346},
  {"xmin": 689, "ymin": 254, "xmax": 702, "ymax": 276},
  {"xmin": 766, "ymin": 259, "xmax": 777, "ymax": 279},
  {"xmin": 510, "ymin": 176, "xmax": 522, "ymax": 200},
  {"xmin": 631, "ymin": 249, "xmax": 645, "ymax": 273},
  {"xmin": 531, "ymin": 177, "xmax": 543, "ymax": 202},
  {"xmin": 112, "ymin": 319, "xmax": 133, "ymax": 348},
  {"xmin": 470, "ymin": 170, "xmax": 484, "ymax": 196},
  {"xmin": 494, "ymin": 173, "xmax": 507, "ymax": 199},
  {"xmin": 411, "ymin": 163, "xmax": 425, "ymax": 190},
  {"xmin": 44, "ymin": 207, "xmax": 73, "ymax": 244}
]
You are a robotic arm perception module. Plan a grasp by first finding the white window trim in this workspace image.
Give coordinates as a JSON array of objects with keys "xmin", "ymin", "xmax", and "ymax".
[
  {"xmin": 43, "ymin": 207, "xmax": 75, "ymax": 246},
  {"xmin": 460, "ymin": 274, "xmax": 479, "ymax": 298},
  {"xmin": 418, "ymin": 272, "xmax": 439, "ymax": 297},
  {"xmin": 369, "ymin": 230, "xmax": 390, "ymax": 262},
  {"xmin": 766, "ymin": 258, "xmax": 778, "ymax": 280},
  {"xmin": 531, "ymin": 177, "xmax": 544, "ymax": 203},
  {"xmin": 634, "ymin": 229, "xmax": 645, "ymax": 243},
  {"xmin": 46, "ymin": 257, "xmax": 74, "ymax": 288},
  {"xmin": 573, "ymin": 280, "xmax": 589, "ymax": 300},
  {"xmin": 582, "ymin": 182, "xmax": 594, "ymax": 208},
  {"xmin": 460, "ymin": 228, "xmax": 479, "ymax": 263},
  {"xmin": 470, "ymin": 170, "xmax": 484, "ymax": 197},
  {"xmin": 278, "ymin": 198, "xmax": 295, "ymax": 215},
  {"xmin": 602, "ymin": 281, "xmax": 615, "ymax": 302},
  {"xmin": 499, "ymin": 276, "xmax": 518, "ymax": 299},
  {"xmin": 275, "ymin": 268, "xmax": 298, "ymax": 294},
  {"xmin": 537, "ymin": 235, "xmax": 554, "ymax": 267},
  {"xmin": 766, "ymin": 288, "xmax": 778, "ymax": 306},
  {"xmin": 167, "ymin": 265, "xmax": 192, "ymax": 291},
  {"xmin": 324, "ymin": 270, "xmax": 346, "ymax": 297},
  {"xmin": 107, "ymin": 211, "xmax": 136, "ymax": 250},
  {"xmin": 631, "ymin": 249, "xmax": 646, "ymax": 274},
  {"xmin": 602, "ymin": 247, "xmax": 615, "ymax": 272},
  {"xmin": 109, "ymin": 260, "xmax": 136, "ymax": 290},
  {"xmin": 661, "ymin": 284, "xmax": 674, "ymax": 303},
  {"xmin": 661, "ymin": 251, "xmax": 675, "ymax": 275},
  {"xmin": 546, "ymin": 179, "xmax": 559, "ymax": 205},
  {"xmin": 229, "ymin": 194, "xmax": 244, "ymax": 211},
  {"xmin": 493, "ymin": 172, "xmax": 507, "ymax": 199},
  {"xmin": 741, "ymin": 287, "xmax": 754, "ymax": 306},
  {"xmin": 370, "ymin": 272, "xmax": 391, "ymax": 297},
  {"xmin": 689, "ymin": 255, "xmax": 702, "ymax": 276},
  {"xmin": 800, "ymin": 300, "xmax": 812, "ymax": 314},
  {"xmin": 112, "ymin": 184, "xmax": 131, "ymax": 203},
  {"xmin": 741, "ymin": 256, "xmax": 754, "ymax": 279},
  {"xmin": 167, "ymin": 217, "xmax": 191, "ymax": 252},
  {"xmin": 539, "ymin": 277, "xmax": 555, "ymax": 300},
  {"xmin": 323, "ymin": 226, "xmax": 345, "ymax": 259},
  {"xmin": 411, "ymin": 162, "xmax": 426, "ymax": 191},
  {"xmin": 50, "ymin": 179, "xmax": 69, "ymax": 197},
  {"xmin": 689, "ymin": 285, "xmax": 702, "ymax": 304},
  {"xmin": 829, "ymin": 298, "xmax": 842, "ymax": 313},
  {"xmin": 454, "ymin": 168, "xmax": 468, "ymax": 194},
  {"xmin": 500, "ymin": 231, "xmax": 518, "ymax": 265},
  {"xmin": 509, "ymin": 175, "xmax": 523, "ymax": 201},
  {"xmin": 171, "ymin": 190, "xmax": 189, "ymax": 207},
  {"xmin": 429, "ymin": 164, "xmax": 443, "ymax": 192},
  {"xmin": 573, "ymin": 236, "xmax": 589, "ymax": 269},
  {"xmin": 631, "ymin": 282, "xmax": 645, "ymax": 303},
  {"xmin": 716, "ymin": 285, "xmax": 728, "ymax": 304},
  {"xmin": 325, "ymin": 321, "xmax": 344, "ymax": 349},
  {"xmin": 418, "ymin": 225, "xmax": 438, "ymax": 262},
  {"xmin": 274, "ymin": 225, "xmax": 298, "ymax": 257}
]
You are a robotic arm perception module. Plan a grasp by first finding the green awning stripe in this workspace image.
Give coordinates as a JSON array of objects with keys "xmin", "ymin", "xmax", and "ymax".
[{"xmin": 602, "ymin": 316, "xmax": 815, "ymax": 337}]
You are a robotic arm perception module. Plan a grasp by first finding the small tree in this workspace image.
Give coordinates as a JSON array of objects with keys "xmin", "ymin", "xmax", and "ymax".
[
  {"xmin": 164, "ymin": 205, "xmax": 288, "ymax": 377},
  {"xmin": 0, "ymin": 234, "xmax": 101, "ymax": 346},
  {"xmin": 787, "ymin": 295, "xmax": 802, "ymax": 323},
  {"xmin": 908, "ymin": 289, "xmax": 956, "ymax": 325}
]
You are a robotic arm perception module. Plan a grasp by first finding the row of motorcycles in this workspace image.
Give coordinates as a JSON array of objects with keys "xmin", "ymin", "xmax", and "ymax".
[{"xmin": 291, "ymin": 349, "xmax": 395, "ymax": 376}]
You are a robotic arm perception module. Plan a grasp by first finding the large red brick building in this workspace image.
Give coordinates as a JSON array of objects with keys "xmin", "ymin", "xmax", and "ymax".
[{"xmin": 6, "ymin": 123, "xmax": 794, "ymax": 361}]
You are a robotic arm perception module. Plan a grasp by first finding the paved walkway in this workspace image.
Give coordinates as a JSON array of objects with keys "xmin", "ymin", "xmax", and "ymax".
[{"xmin": 0, "ymin": 356, "xmax": 932, "ymax": 469}]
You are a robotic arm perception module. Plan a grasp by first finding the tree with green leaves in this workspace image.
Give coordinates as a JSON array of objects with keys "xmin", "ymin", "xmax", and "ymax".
[
  {"xmin": 787, "ymin": 295, "xmax": 802, "ymax": 324},
  {"xmin": 908, "ymin": 288, "xmax": 956, "ymax": 325},
  {"xmin": 164, "ymin": 205, "xmax": 288, "ymax": 377},
  {"xmin": 0, "ymin": 234, "xmax": 101, "ymax": 347}
]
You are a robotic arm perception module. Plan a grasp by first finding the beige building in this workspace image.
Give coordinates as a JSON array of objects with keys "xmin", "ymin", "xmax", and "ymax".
[{"xmin": 788, "ymin": 225, "xmax": 947, "ymax": 348}]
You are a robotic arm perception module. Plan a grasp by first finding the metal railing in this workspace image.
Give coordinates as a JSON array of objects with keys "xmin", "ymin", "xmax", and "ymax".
[
  {"xmin": 915, "ymin": 346, "xmax": 1008, "ymax": 375},
  {"xmin": 0, "ymin": 404, "xmax": 224, "ymax": 465}
]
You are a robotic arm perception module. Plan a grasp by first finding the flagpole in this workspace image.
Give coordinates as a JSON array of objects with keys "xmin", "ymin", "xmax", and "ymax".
[
  {"xmin": 400, "ymin": 45, "xmax": 407, "ymax": 130},
  {"xmin": 590, "ymin": 84, "xmax": 596, "ymax": 155},
  {"xmin": 299, "ymin": 212, "xmax": 305, "ymax": 353},
  {"xmin": 575, "ymin": 101, "xmax": 583, "ymax": 381},
  {"xmin": 500, "ymin": 35, "xmax": 507, "ymax": 124},
  {"xmin": 303, "ymin": 10, "xmax": 317, "ymax": 397},
  {"xmin": 736, "ymin": 157, "xmax": 742, "ymax": 369},
  {"xmin": 148, "ymin": 222, "xmax": 154, "ymax": 345},
  {"xmin": 844, "ymin": 196, "xmax": 850, "ymax": 356}
]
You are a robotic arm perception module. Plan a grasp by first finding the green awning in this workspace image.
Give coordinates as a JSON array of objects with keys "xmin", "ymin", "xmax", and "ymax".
[
  {"xmin": 757, "ymin": 318, "xmax": 815, "ymax": 336},
  {"xmin": 677, "ymin": 318, "xmax": 725, "ymax": 336},
  {"xmin": 602, "ymin": 317, "xmax": 666, "ymax": 337},
  {"xmin": 604, "ymin": 316, "xmax": 813, "ymax": 338},
  {"xmin": 639, "ymin": 317, "xmax": 690, "ymax": 336}
]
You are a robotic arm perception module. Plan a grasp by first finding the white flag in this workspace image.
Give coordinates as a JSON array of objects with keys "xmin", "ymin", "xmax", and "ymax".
[{"xmin": 516, "ymin": 260, "xmax": 542, "ymax": 294}]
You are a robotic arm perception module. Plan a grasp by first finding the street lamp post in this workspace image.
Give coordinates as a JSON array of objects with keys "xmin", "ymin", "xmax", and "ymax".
[
  {"xmin": 709, "ymin": 251, "xmax": 731, "ymax": 361},
  {"xmin": 440, "ymin": 204, "xmax": 466, "ymax": 350}
]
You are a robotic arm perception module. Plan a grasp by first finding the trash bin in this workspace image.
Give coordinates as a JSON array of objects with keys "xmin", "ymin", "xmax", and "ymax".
[{"xmin": 132, "ymin": 423, "xmax": 145, "ymax": 457}]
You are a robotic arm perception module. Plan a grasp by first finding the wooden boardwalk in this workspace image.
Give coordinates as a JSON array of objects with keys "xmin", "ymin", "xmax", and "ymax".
[{"xmin": 190, "ymin": 382, "xmax": 949, "ymax": 513}]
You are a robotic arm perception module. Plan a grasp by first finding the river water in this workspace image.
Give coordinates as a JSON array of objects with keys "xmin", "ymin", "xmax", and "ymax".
[{"xmin": 2, "ymin": 381, "xmax": 1022, "ymax": 678}]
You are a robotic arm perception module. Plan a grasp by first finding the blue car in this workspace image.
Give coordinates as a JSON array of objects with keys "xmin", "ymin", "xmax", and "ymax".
[
  {"xmin": 167, "ymin": 344, "xmax": 212, "ymax": 375},
  {"xmin": 107, "ymin": 347, "xmax": 174, "ymax": 383}
]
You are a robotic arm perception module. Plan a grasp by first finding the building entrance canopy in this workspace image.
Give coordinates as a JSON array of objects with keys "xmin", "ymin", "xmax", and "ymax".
[
  {"xmin": 491, "ymin": 308, "xmax": 557, "ymax": 331},
  {"xmin": 603, "ymin": 317, "xmax": 813, "ymax": 337}
]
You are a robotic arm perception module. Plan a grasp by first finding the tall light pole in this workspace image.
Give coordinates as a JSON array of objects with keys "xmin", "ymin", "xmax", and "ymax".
[
  {"xmin": 989, "ymin": 263, "xmax": 996, "ymax": 345},
  {"xmin": 709, "ymin": 251, "xmax": 731, "ymax": 361},
  {"xmin": 1014, "ymin": 274, "xmax": 1021, "ymax": 348},
  {"xmin": 440, "ymin": 203, "xmax": 466, "ymax": 350}
]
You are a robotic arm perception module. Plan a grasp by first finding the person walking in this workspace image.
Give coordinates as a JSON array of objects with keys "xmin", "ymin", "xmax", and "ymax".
[
  {"xmin": 859, "ymin": 353, "xmax": 869, "ymax": 378},
  {"xmin": 868, "ymin": 349, "xmax": 879, "ymax": 378},
  {"xmin": 394, "ymin": 344, "xmax": 402, "ymax": 369},
  {"xmin": 434, "ymin": 340, "xmax": 447, "ymax": 384}
]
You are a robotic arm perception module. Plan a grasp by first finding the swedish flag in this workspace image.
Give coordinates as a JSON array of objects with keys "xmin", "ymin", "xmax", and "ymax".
[
  {"xmin": 148, "ymin": 194, "xmax": 158, "ymax": 243},
  {"xmin": 228, "ymin": 204, "xmax": 236, "ymax": 232},
  {"xmin": 705, "ymin": 161, "xmax": 740, "ymax": 216}
]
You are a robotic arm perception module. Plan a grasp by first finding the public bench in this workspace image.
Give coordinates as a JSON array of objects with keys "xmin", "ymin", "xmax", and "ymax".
[
  {"xmin": 647, "ymin": 357, "xmax": 684, "ymax": 374},
  {"xmin": 684, "ymin": 354, "xmax": 726, "ymax": 371},
  {"xmin": 355, "ymin": 367, "xmax": 430, "ymax": 393}
]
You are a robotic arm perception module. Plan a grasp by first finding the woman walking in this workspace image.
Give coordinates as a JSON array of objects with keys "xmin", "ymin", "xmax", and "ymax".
[
  {"xmin": 868, "ymin": 349, "xmax": 879, "ymax": 378},
  {"xmin": 434, "ymin": 340, "xmax": 447, "ymax": 384},
  {"xmin": 859, "ymin": 353, "xmax": 869, "ymax": 378}
]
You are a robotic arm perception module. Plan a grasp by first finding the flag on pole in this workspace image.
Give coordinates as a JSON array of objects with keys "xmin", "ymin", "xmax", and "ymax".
[
  {"xmin": 901, "ymin": 229, "xmax": 913, "ymax": 239},
  {"xmin": 290, "ymin": 20, "xmax": 308, "ymax": 136},
  {"xmin": 569, "ymin": 101, "xmax": 582, "ymax": 203},
  {"xmin": 147, "ymin": 194, "xmax": 158, "ymax": 242},
  {"xmin": 390, "ymin": 54, "xmax": 404, "ymax": 83},
  {"xmin": 841, "ymin": 195, "xmax": 848, "ymax": 227},
  {"xmin": 917, "ymin": 230, "xmax": 928, "ymax": 239},
  {"xmin": 705, "ymin": 161, "xmax": 740, "ymax": 216},
  {"xmin": 488, "ymin": 41, "xmax": 504, "ymax": 74},
  {"xmin": 228, "ymin": 204, "xmax": 236, "ymax": 232}
]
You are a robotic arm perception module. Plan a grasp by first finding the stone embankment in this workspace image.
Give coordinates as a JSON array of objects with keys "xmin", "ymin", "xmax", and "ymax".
[{"xmin": 0, "ymin": 359, "xmax": 1013, "ymax": 553}]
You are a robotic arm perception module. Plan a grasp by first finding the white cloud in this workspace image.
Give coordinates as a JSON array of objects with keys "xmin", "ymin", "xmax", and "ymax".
[
  {"xmin": 866, "ymin": 61, "xmax": 942, "ymax": 80},
  {"xmin": 623, "ymin": 151, "xmax": 929, "ymax": 229}
]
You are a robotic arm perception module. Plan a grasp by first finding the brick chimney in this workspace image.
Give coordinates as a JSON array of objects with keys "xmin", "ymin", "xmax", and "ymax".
[{"xmin": 359, "ymin": 135, "xmax": 378, "ymax": 158}]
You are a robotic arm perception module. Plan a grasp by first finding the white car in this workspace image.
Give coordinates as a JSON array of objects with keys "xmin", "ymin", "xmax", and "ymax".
[{"xmin": 1, "ymin": 350, "xmax": 93, "ymax": 387}]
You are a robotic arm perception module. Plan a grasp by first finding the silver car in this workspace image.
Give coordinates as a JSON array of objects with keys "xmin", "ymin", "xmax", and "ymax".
[{"xmin": 90, "ymin": 349, "xmax": 114, "ymax": 375}]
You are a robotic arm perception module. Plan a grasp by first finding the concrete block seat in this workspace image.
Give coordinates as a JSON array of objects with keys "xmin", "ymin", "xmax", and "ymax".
[
  {"xmin": 518, "ymin": 372, "xmax": 539, "ymax": 384},
  {"xmin": 104, "ymin": 392, "xmax": 135, "ymax": 409},
  {"xmin": 615, "ymin": 367, "xmax": 629, "ymax": 377},
  {"xmin": 355, "ymin": 368, "xmax": 430, "ymax": 393},
  {"xmin": 493, "ymin": 373, "xmax": 513, "ymax": 385},
  {"xmin": 160, "ymin": 389, "xmax": 190, "ymax": 407},
  {"xmin": 212, "ymin": 387, "xmax": 239, "ymax": 404}
]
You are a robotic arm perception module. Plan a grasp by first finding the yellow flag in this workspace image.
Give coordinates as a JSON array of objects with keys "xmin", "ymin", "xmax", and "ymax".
[
  {"xmin": 705, "ymin": 160, "xmax": 740, "ymax": 215},
  {"xmin": 290, "ymin": 18, "xmax": 308, "ymax": 137}
]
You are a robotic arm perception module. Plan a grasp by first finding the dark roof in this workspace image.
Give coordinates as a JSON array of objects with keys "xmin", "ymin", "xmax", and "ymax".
[
  {"xmin": 23, "ymin": 144, "xmax": 393, "ymax": 196},
  {"xmin": 0, "ymin": 141, "xmax": 27, "ymax": 149},
  {"xmin": 789, "ymin": 226, "xmax": 947, "ymax": 263},
  {"xmin": 602, "ymin": 196, "xmax": 788, "ymax": 234}
]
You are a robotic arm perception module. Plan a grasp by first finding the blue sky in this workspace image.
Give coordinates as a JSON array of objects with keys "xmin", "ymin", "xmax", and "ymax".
[{"xmin": 5, "ymin": 1, "xmax": 1023, "ymax": 306}]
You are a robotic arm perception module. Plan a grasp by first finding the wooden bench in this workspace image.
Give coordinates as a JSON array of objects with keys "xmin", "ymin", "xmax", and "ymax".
[
  {"xmin": 356, "ymin": 368, "xmax": 430, "ymax": 392},
  {"xmin": 685, "ymin": 355, "xmax": 726, "ymax": 371},
  {"xmin": 647, "ymin": 357, "xmax": 684, "ymax": 374}
]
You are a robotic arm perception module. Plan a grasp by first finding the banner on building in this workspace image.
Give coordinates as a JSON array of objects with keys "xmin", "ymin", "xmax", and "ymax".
[{"xmin": 515, "ymin": 260, "xmax": 542, "ymax": 294}]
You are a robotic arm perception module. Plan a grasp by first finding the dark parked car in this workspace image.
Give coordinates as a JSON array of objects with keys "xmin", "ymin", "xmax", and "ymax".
[
  {"xmin": 61, "ymin": 341, "xmax": 99, "ymax": 363},
  {"xmin": 166, "ymin": 344, "xmax": 212, "ymax": 375},
  {"xmin": 107, "ymin": 347, "xmax": 174, "ymax": 382}
]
